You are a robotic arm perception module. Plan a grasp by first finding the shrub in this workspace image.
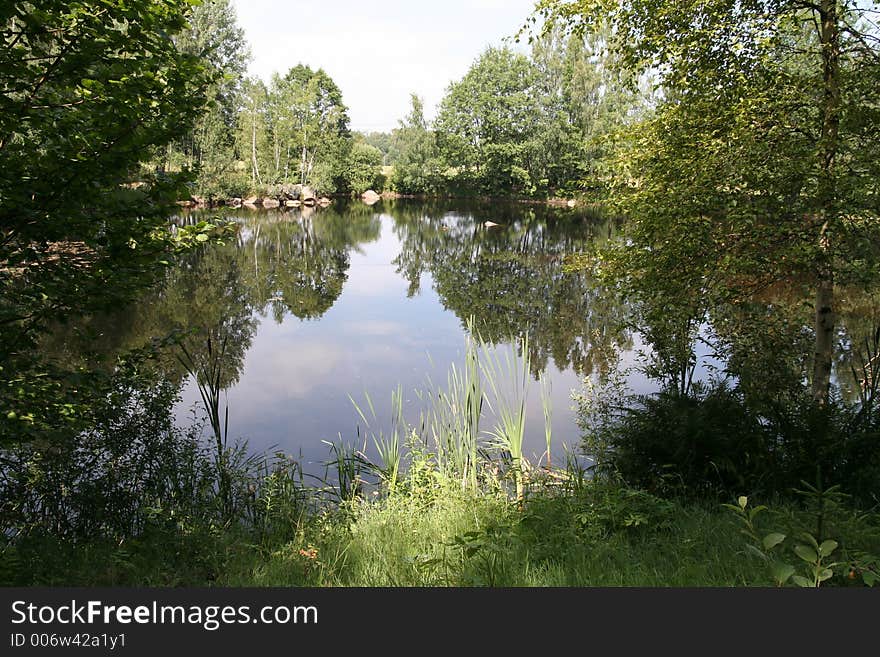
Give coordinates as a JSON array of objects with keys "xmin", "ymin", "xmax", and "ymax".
[
  {"xmin": 585, "ymin": 382, "xmax": 772, "ymax": 498},
  {"xmin": 581, "ymin": 378, "xmax": 880, "ymax": 505}
]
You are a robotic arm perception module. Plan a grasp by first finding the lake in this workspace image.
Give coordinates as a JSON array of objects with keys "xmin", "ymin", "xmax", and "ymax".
[
  {"xmin": 174, "ymin": 199, "xmax": 655, "ymax": 472},
  {"xmin": 45, "ymin": 198, "xmax": 665, "ymax": 475},
  {"xmin": 46, "ymin": 197, "xmax": 869, "ymax": 480}
]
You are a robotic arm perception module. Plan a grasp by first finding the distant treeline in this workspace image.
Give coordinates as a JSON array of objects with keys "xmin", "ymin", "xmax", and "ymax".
[{"xmin": 154, "ymin": 1, "xmax": 647, "ymax": 200}]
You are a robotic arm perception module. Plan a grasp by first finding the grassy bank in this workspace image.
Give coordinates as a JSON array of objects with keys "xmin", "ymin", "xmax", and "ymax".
[{"xmin": 6, "ymin": 466, "xmax": 879, "ymax": 587}]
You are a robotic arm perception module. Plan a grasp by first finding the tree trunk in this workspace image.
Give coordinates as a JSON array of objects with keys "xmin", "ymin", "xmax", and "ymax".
[
  {"xmin": 301, "ymin": 139, "xmax": 308, "ymax": 187},
  {"xmin": 812, "ymin": 275, "xmax": 835, "ymax": 403},
  {"xmin": 251, "ymin": 109, "xmax": 261, "ymax": 186},
  {"xmin": 811, "ymin": 0, "xmax": 841, "ymax": 405}
]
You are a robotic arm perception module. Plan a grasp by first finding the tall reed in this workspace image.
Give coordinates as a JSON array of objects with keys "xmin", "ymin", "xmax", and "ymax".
[
  {"xmin": 540, "ymin": 371, "xmax": 553, "ymax": 469},
  {"xmin": 176, "ymin": 335, "xmax": 234, "ymax": 519},
  {"xmin": 480, "ymin": 332, "xmax": 531, "ymax": 502},
  {"xmin": 419, "ymin": 326, "xmax": 483, "ymax": 490},
  {"xmin": 350, "ymin": 386, "xmax": 404, "ymax": 493}
]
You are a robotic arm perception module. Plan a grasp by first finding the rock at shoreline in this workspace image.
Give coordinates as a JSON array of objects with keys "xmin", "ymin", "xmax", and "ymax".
[
  {"xmin": 318, "ymin": 197, "xmax": 331, "ymax": 206},
  {"xmin": 243, "ymin": 195, "xmax": 261, "ymax": 206},
  {"xmin": 361, "ymin": 189, "xmax": 380, "ymax": 205},
  {"xmin": 262, "ymin": 198, "xmax": 280, "ymax": 208},
  {"xmin": 285, "ymin": 199, "xmax": 301, "ymax": 207}
]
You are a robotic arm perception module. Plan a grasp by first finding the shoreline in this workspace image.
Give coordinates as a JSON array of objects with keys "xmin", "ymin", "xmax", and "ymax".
[{"xmin": 177, "ymin": 190, "xmax": 585, "ymax": 210}]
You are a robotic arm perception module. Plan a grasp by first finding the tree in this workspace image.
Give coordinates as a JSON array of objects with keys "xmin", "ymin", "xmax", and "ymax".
[
  {"xmin": 1, "ymin": 0, "xmax": 210, "ymax": 344},
  {"xmin": 267, "ymin": 65, "xmax": 351, "ymax": 191},
  {"xmin": 534, "ymin": 0, "xmax": 880, "ymax": 404},
  {"xmin": 0, "ymin": 0, "xmax": 211, "ymax": 443},
  {"xmin": 170, "ymin": 0, "xmax": 249, "ymax": 195},
  {"xmin": 392, "ymin": 94, "xmax": 443, "ymax": 195},
  {"xmin": 344, "ymin": 141, "xmax": 383, "ymax": 194},
  {"xmin": 529, "ymin": 24, "xmax": 648, "ymax": 193},
  {"xmin": 237, "ymin": 76, "xmax": 270, "ymax": 188},
  {"xmin": 435, "ymin": 47, "xmax": 544, "ymax": 195},
  {"xmin": 358, "ymin": 131, "xmax": 400, "ymax": 165}
]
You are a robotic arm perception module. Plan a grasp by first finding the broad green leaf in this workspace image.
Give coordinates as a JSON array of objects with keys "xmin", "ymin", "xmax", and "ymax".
[
  {"xmin": 791, "ymin": 575, "xmax": 813, "ymax": 588},
  {"xmin": 818, "ymin": 540, "xmax": 838, "ymax": 557},
  {"xmin": 763, "ymin": 533, "xmax": 786, "ymax": 550},
  {"xmin": 794, "ymin": 544, "xmax": 818, "ymax": 564},
  {"xmin": 770, "ymin": 562, "xmax": 795, "ymax": 586},
  {"xmin": 800, "ymin": 533, "xmax": 819, "ymax": 549},
  {"xmin": 745, "ymin": 544, "xmax": 769, "ymax": 562}
]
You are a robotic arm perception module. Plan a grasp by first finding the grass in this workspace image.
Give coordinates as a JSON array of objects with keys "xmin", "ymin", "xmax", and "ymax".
[
  {"xmin": 221, "ymin": 473, "xmax": 880, "ymax": 587},
  {"xmin": 6, "ymin": 458, "xmax": 879, "ymax": 587}
]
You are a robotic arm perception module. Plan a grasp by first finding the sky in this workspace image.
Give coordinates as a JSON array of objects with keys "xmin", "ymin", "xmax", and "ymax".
[{"xmin": 229, "ymin": 0, "xmax": 539, "ymax": 133}]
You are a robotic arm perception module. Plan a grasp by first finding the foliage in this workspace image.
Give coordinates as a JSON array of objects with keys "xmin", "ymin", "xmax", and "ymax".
[
  {"xmin": 263, "ymin": 65, "xmax": 351, "ymax": 192},
  {"xmin": 0, "ymin": 350, "xmax": 312, "ymax": 586},
  {"xmin": 435, "ymin": 47, "xmax": 544, "ymax": 195},
  {"xmin": 344, "ymin": 141, "xmax": 384, "ymax": 194},
  {"xmin": 582, "ymin": 381, "xmax": 773, "ymax": 497},
  {"xmin": 0, "ymin": 0, "xmax": 216, "ymax": 451},
  {"xmin": 578, "ymin": 373, "xmax": 880, "ymax": 505},
  {"xmin": 163, "ymin": 0, "xmax": 249, "ymax": 197},
  {"xmin": 532, "ymin": 0, "xmax": 880, "ymax": 403},
  {"xmin": 357, "ymin": 130, "xmax": 400, "ymax": 166},
  {"xmin": 0, "ymin": 0, "xmax": 211, "ymax": 335},
  {"xmin": 391, "ymin": 94, "xmax": 445, "ymax": 195},
  {"xmin": 725, "ymin": 494, "xmax": 879, "ymax": 587}
]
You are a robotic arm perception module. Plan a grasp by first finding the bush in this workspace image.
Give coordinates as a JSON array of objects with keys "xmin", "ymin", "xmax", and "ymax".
[
  {"xmin": 195, "ymin": 170, "xmax": 252, "ymax": 199},
  {"xmin": 0, "ymin": 350, "xmax": 310, "ymax": 585},
  {"xmin": 585, "ymin": 382, "xmax": 773, "ymax": 498},
  {"xmin": 581, "ymin": 379, "xmax": 880, "ymax": 505}
]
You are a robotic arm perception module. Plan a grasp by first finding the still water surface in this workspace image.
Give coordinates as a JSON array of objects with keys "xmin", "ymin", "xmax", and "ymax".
[
  {"xmin": 165, "ymin": 199, "xmax": 655, "ymax": 472},
  {"xmin": 47, "ymin": 199, "xmax": 689, "ymax": 474}
]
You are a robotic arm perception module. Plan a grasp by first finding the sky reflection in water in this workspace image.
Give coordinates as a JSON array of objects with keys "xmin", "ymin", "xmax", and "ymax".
[{"xmin": 172, "ymin": 203, "xmax": 656, "ymax": 473}]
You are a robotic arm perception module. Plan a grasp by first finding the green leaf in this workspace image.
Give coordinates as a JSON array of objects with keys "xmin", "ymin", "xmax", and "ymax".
[
  {"xmin": 818, "ymin": 540, "xmax": 838, "ymax": 557},
  {"xmin": 800, "ymin": 533, "xmax": 819, "ymax": 549},
  {"xmin": 195, "ymin": 233, "xmax": 209, "ymax": 242},
  {"xmin": 818, "ymin": 568, "xmax": 833, "ymax": 582},
  {"xmin": 745, "ymin": 544, "xmax": 769, "ymax": 562},
  {"xmin": 770, "ymin": 562, "xmax": 795, "ymax": 586},
  {"xmin": 763, "ymin": 533, "xmax": 786, "ymax": 550},
  {"xmin": 794, "ymin": 544, "xmax": 818, "ymax": 564},
  {"xmin": 748, "ymin": 505, "xmax": 767, "ymax": 520},
  {"xmin": 791, "ymin": 575, "xmax": 813, "ymax": 588}
]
